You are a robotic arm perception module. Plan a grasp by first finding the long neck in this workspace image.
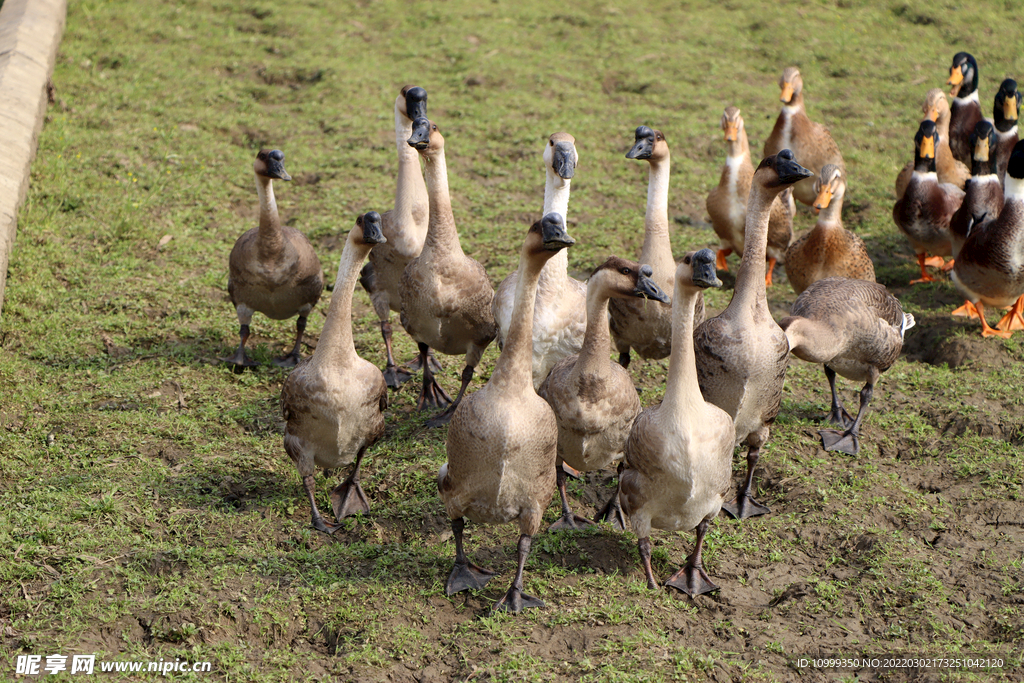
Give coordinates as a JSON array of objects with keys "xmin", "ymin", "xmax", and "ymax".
[
  {"xmin": 935, "ymin": 106, "xmax": 952, "ymax": 138},
  {"xmin": 660, "ymin": 281, "xmax": 704, "ymax": 422},
  {"xmin": 311, "ymin": 236, "xmax": 368, "ymax": 368},
  {"xmin": 729, "ymin": 183, "xmax": 775, "ymax": 312},
  {"xmin": 817, "ymin": 185, "xmax": 845, "ymax": 226},
  {"xmin": 392, "ymin": 107, "xmax": 428, "ymax": 246},
  {"xmin": 573, "ymin": 279, "xmax": 615, "ymax": 378},
  {"xmin": 421, "ymin": 149, "xmax": 464, "ymax": 259},
  {"xmin": 490, "ymin": 250, "xmax": 545, "ymax": 391},
  {"xmin": 539, "ymin": 168, "xmax": 572, "ymax": 284},
  {"xmin": 256, "ymin": 176, "xmax": 283, "ymax": 257},
  {"xmin": 640, "ymin": 155, "xmax": 675, "ymax": 276}
]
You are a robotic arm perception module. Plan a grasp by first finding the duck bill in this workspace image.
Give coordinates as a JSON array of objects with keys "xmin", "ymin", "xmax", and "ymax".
[
  {"xmin": 1003, "ymin": 95, "xmax": 1019, "ymax": 123},
  {"xmin": 723, "ymin": 123, "xmax": 739, "ymax": 141},
  {"xmin": 926, "ymin": 107, "xmax": 939, "ymax": 122},
  {"xmin": 360, "ymin": 211, "xmax": 386, "ymax": 245},
  {"xmin": 779, "ymin": 81, "xmax": 794, "ymax": 103},
  {"xmin": 407, "ymin": 117, "xmax": 431, "ymax": 150},
  {"xmin": 404, "ymin": 86, "xmax": 427, "ymax": 121},
  {"xmin": 920, "ymin": 135, "xmax": 936, "ymax": 159},
  {"xmin": 973, "ymin": 137, "xmax": 990, "ymax": 163},
  {"xmin": 552, "ymin": 142, "xmax": 576, "ymax": 180},
  {"xmin": 813, "ymin": 187, "xmax": 833, "ymax": 210},
  {"xmin": 948, "ymin": 67, "xmax": 964, "ymax": 96},
  {"xmin": 634, "ymin": 273, "xmax": 670, "ymax": 304}
]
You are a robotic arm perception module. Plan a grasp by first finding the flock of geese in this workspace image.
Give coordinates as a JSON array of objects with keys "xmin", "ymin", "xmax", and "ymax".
[{"xmin": 219, "ymin": 53, "xmax": 1023, "ymax": 613}]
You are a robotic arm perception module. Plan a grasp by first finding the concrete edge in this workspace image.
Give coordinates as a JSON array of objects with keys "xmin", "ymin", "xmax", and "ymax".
[{"xmin": 0, "ymin": 0, "xmax": 68, "ymax": 318}]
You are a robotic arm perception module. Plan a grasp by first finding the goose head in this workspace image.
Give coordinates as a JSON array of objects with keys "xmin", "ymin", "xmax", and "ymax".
[
  {"xmin": 778, "ymin": 67, "xmax": 802, "ymax": 105},
  {"xmin": 969, "ymin": 120, "xmax": 998, "ymax": 175},
  {"xmin": 721, "ymin": 106, "xmax": 744, "ymax": 142},
  {"xmin": 676, "ymin": 249, "xmax": 723, "ymax": 290},
  {"xmin": 525, "ymin": 212, "xmax": 575, "ymax": 257},
  {"xmin": 254, "ymin": 149, "xmax": 291, "ymax": 181},
  {"xmin": 813, "ymin": 165, "xmax": 845, "ymax": 211},
  {"xmin": 590, "ymin": 257, "xmax": 670, "ymax": 304},
  {"xmin": 947, "ymin": 52, "xmax": 978, "ymax": 98},
  {"xmin": 398, "ymin": 85, "xmax": 428, "ymax": 122},
  {"xmin": 544, "ymin": 132, "xmax": 577, "ymax": 180},
  {"xmin": 625, "ymin": 126, "xmax": 669, "ymax": 162},
  {"xmin": 407, "ymin": 117, "xmax": 443, "ymax": 155},
  {"xmin": 921, "ymin": 88, "xmax": 948, "ymax": 123},
  {"xmin": 912, "ymin": 120, "xmax": 939, "ymax": 172},
  {"xmin": 354, "ymin": 211, "xmax": 386, "ymax": 246},
  {"xmin": 754, "ymin": 149, "xmax": 813, "ymax": 189},
  {"xmin": 993, "ymin": 79, "xmax": 1020, "ymax": 133}
]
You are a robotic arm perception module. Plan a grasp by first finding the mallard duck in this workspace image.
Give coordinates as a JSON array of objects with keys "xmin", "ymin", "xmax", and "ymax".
[
  {"xmin": 440, "ymin": 213, "xmax": 575, "ymax": 614},
  {"xmin": 763, "ymin": 67, "xmax": 845, "ymax": 206},
  {"xmin": 281, "ymin": 212, "xmax": 388, "ymax": 532},
  {"xmin": 224, "ymin": 149, "xmax": 324, "ymax": 368},
  {"xmin": 946, "ymin": 52, "xmax": 983, "ymax": 166},
  {"xmin": 895, "ymin": 88, "xmax": 970, "ymax": 199},
  {"xmin": 993, "ymin": 78, "xmax": 1021, "ymax": 184},
  {"xmin": 784, "ymin": 164, "xmax": 875, "ymax": 294},
  {"xmin": 781, "ymin": 277, "xmax": 914, "ymax": 456}
]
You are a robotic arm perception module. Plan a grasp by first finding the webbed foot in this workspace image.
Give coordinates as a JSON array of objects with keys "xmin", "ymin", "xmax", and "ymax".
[
  {"xmin": 219, "ymin": 349, "xmax": 259, "ymax": 369},
  {"xmin": 492, "ymin": 587, "xmax": 544, "ymax": 614},
  {"xmin": 820, "ymin": 428, "xmax": 860, "ymax": 455},
  {"xmin": 664, "ymin": 564, "xmax": 719, "ymax": 597},
  {"xmin": 547, "ymin": 513, "xmax": 594, "ymax": 532},
  {"xmin": 721, "ymin": 494, "xmax": 770, "ymax": 520},
  {"xmin": 417, "ymin": 378, "xmax": 453, "ymax": 411},
  {"xmin": 330, "ymin": 477, "xmax": 370, "ymax": 519},
  {"xmin": 595, "ymin": 491, "xmax": 627, "ymax": 531},
  {"xmin": 826, "ymin": 405, "xmax": 853, "ymax": 430},
  {"xmin": 383, "ymin": 364, "xmax": 413, "ymax": 389},
  {"xmin": 273, "ymin": 352, "xmax": 301, "ymax": 368},
  {"xmin": 445, "ymin": 561, "xmax": 495, "ymax": 596}
]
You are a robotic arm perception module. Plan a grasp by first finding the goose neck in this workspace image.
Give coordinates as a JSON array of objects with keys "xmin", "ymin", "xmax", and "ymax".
[
  {"xmin": 311, "ymin": 236, "xmax": 368, "ymax": 368},
  {"xmin": 729, "ymin": 184, "xmax": 775, "ymax": 311},
  {"xmin": 640, "ymin": 155, "xmax": 674, "ymax": 274},
  {"xmin": 393, "ymin": 107, "xmax": 428, "ymax": 234},
  {"xmin": 490, "ymin": 251, "xmax": 546, "ymax": 392},
  {"xmin": 544, "ymin": 170, "xmax": 572, "ymax": 220},
  {"xmin": 421, "ymin": 149, "xmax": 464, "ymax": 259},
  {"xmin": 572, "ymin": 278, "xmax": 615, "ymax": 379},
  {"xmin": 660, "ymin": 282, "xmax": 704, "ymax": 422},
  {"xmin": 256, "ymin": 175, "xmax": 283, "ymax": 257}
]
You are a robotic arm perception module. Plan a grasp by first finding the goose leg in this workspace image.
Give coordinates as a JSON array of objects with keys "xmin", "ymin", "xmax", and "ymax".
[
  {"xmin": 977, "ymin": 302, "xmax": 1013, "ymax": 338},
  {"xmin": 273, "ymin": 316, "xmax": 307, "ymax": 367},
  {"xmin": 303, "ymin": 474, "xmax": 341, "ymax": 534},
  {"xmin": 445, "ymin": 517, "xmax": 496, "ymax": 596},
  {"xmin": 380, "ymin": 322, "xmax": 413, "ymax": 388},
  {"xmin": 995, "ymin": 296, "xmax": 1024, "ymax": 333},
  {"xmin": 716, "ymin": 248, "xmax": 732, "ymax": 271},
  {"xmin": 220, "ymin": 323, "xmax": 259, "ymax": 368},
  {"xmin": 547, "ymin": 462, "xmax": 594, "ymax": 531},
  {"xmin": 820, "ymin": 378, "xmax": 875, "ymax": 456},
  {"xmin": 638, "ymin": 537, "xmax": 658, "ymax": 589},
  {"xmin": 910, "ymin": 253, "xmax": 939, "ymax": 284},
  {"xmin": 425, "ymin": 365, "xmax": 474, "ymax": 428},
  {"xmin": 594, "ymin": 463, "xmax": 627, "ymax": 531},
  {"xmin": 329, "ymin": 448, "xmax": 371, "ymax": 519},
  {"xmin": 721, "ymin": 443, "xmax": 771, "ymax": 520},
  {"xmin": 493, "ymin": 535, "xmax": 545, "ymax": 614},
  {"xmin": 824, "ymin": 366, "xmax": 852, "ymax": 429},
  {"xmin": 416, "ymin": 343, "xmax": 453, "ymax": 411},
  {"xmin": 664, "ymin": 518, "xmax": 719, "ymax": 596}
]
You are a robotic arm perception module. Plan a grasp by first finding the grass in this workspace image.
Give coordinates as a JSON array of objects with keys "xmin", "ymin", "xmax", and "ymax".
[{"xmin": 1, "ymin": 0, "xmax": 1023, "ymax": 680}]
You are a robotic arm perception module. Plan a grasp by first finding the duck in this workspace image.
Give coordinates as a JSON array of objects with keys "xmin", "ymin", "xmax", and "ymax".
[
  {"xmin": 946, "ymin": 52, "xmax": 983, "ymax": 166},
  {"xmin": 619, "ymin": 248, "xmax": 733, "ymax": 595},
  {"xmin": 610, "ymin": 126, "xmax": 701, "ymax": 367},
  {"xmin": 992, "ymin": 78, "xmax": 1021, "ymax": 184},
  {"xmin": 537, "ymin": 257, "xmax": 670, "ymax": 531},
  {"xmin": 950, "ymin": 140, "xmax": 1024, "ymax": 337},
  {"xmin": 694, "ymin": 149, "xmax": 813, "ymax": 520},
  {"xmin": 895, "ymin": 88, "xmax": 970, "ymax": 199},
  {"xmin": 706, "ymin": 106, "xmax": 794, "ymax": 286},
  {"xmin": 400, "ymin": 117, "xmax": 497, "ymax": 427},
  {"xmin": 949, "ymin": 121, "xmax": 1002, "ymax": 280},
  {"xmin": 281, "ymin": 212, "xmax": 388, "ymax": 532},
  {"xmin": 780, "ymin": 278, "xmax": 915, "ymax": 456},
  {"xmin": 892, "ymin": 120, "xmax": 965, "ymax": 284},
  {"xmin": 359, "ymin": 85, "xmax": 433, "ymax": 389},
  {"xmin": 439, "ymin": 212, "xmax": 576, "ymax": 614},
  {"xmin": 492, "ymin": 132, "xmax": 586, "ymax": 389},
  {"xmin": 763, "ymin": 67, "xmax": 845, "ymax": 207},
  {"xmin": 784, "ymin": 164, "xmax": 875, "ymax": 294},
  {"xmin": 224, "ymin": 149, "xmax": 324, "ymax": 368}
]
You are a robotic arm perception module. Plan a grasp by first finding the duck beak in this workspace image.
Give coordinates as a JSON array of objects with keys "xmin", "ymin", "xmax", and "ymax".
[
  {"xmin": 920, "ymin": 135, "xmax": 935, "ymax": 159},
  {"xmin": 926, "ymin": 107, "xmax": 940, "ymax": 122},
  {"xmin": 407, "ymin": 117, "xmax": 431, "ymax": 150},
  {"xmin": 813, "ymin": 186, "xmax": 833, "ymax": 210},
  {"xmin": 634, "ymin": 265, "xmax": 670, "ymax": 304},
  {"xmin": 540, "ymin": 212, "xmax": 575, "ymax": 250},
  {"xmin": 723, "ymin": 122, "xmax": 739, "ymax": 141},
  {"xmin": 552, "ymin": 141, "xmax": 576, "ymax": 180},
  {"xmin": 974, "ymin": 136, "xmax": 990, "ymax": 163},
  {"xmin": 1004, "ymin": 95, "xmax": 1018, "ymax": 123},
  {"xmin": 780, "ymin": 81, "xmax": 794, "ymax": 103},
  {"xmin": 948, "ymin": 66, "xmax": 964, "ymax": 96},
  {"xmin": 691, "ymin": 249, "xmax": 723, "ymax": 289}
]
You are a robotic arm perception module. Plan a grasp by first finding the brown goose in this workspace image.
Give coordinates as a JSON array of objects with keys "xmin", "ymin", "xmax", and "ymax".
[
  {"xmin": 440, "ymin": 213, "xmax": 575, "ymax": 614},
  {"xmin": 611, "ymin": 126, "xmax": 702, "ymax": 367},
  {"xmin": 694, "ymin": 149, "xmax": 813, "ymax": 520},
  {"xmin": 781, "ymin": 278, "xmax": 914, "ymax": 456},
  {"xmin": 538, "ymin": 257, "xmax": 669, "ymax": 531},
  {"xmin": 224, "ymin": 149, "xmax": 324, "ymax": 368},
  {"xmin": 784, "ymin": 164, "xmax": 875, "ymax": 294},
  {"xmin": 281, "ymin": 212, "xmax": 388, "ymax": 532},
  {"xmin": 892, "ymin": 120, "xmax": 965, "ymax": 284},
  {"xmin": 400, "ymin": 117, "xmax": 497, "ymax": 427},
  {"xmin": 763, "ymin": 67, "xmax": 845, "ymax": 206},
  {"xmin": 895, "ymin": 88, "xmax": 970, "ymax": 199},
  {"xmin": 619, "ymin": 249, "xmax": 733, "ymax": 595},
  {"xmin": 359, "ymin": 85, "xmax": 432, "ymax": 388},
  {"xmin": 946, "ymin": 52, "xmax": 983, "ymax": 166},
  {"xmin": 992, "ymin": 78, "xmax": 1021, "ymax": 184},
  {"xmin": 706, "ymin": 106, "xmax": 794, "ymax": 285}
]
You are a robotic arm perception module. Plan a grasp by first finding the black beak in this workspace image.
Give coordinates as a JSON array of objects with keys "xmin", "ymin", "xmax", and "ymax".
[
  {"xmin": 625, "ymin": 126, "xmax": 655, "ymax": 160},
  {"xmin": 691, "ymin": 249, "xmax": 723, "ymax": 289},
  {"xmin": 360, "ymin": 211, "xmax": 386, "ymax": 245},
  {"xmin": 540, "ymin": 212, "xmax": 575, "ymax": 250},
  {"xmin": 552, "ymin": 142, "xmax": 576, "ymax": 180},
  {"xmin": 774, "ymin": 149, "xmax": 814, "ymax": 185},
  {"xmin": 405, "ymin": 86, "xmax": 427, "ymax": 121},
  {"xmin": 407, "ymin": 117, "xmax": 431, "ymax": 150},
  {"xmin": 266, "ymin": 150, "xmax": 291, "ymax": 181},
  {"xmin": 635, "ymin": 264, "xmax": 670, "ymax": 304}
]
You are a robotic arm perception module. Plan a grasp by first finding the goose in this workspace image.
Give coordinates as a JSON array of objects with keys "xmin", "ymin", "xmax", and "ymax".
[
  {"xmin": 706, "ymin": 106, "xmax": 794, "ymax": 285},
  {"xmin": 610, "ymin": 126, "xmax": 701, "ymax": 367},
  {"xmin": 763, "ymin": 67, "xmax": 845, "ymax": 206},
  {"xmin": 440, "ymin": 212, "xmax": 575, "ymax": 614},
  {"xmin": 950, "ymin": 140, "xmax": 1024, "ymax": 337},
  {"xmin": 358, "ymin": 85, "xmax": 433, "ymax": 388},
  {"xmin": 781, "ymin": 278, "xmax": 914, "ymax": 456},
  {"xmin": 281, "ymin": 212, "xmax": 388, "ymax": 532},
  {"xmin": 224, "ymin": 149, "xmax": 324, "ymax": 368},
  {"xmin": 946, "ymin": 52, "xmax": 983, "ymax": 166},
  {"xmin": 892, "ymin": 120, "xmax": 965, "ymax": 284},
  {"xmin": 992, "ymin": 78, "xmax": 1020, "ymax": 184},
  {"xmin": 619, "ymin": 248, "xmax": 733, "ymax": 595},
  {"xmin": 784, "ymin": 164, "xmax": 875, "ymax": 294},
  {"xmin": 694, "ymin": 149, "xmax": 813, "ymax": 519},
  {"xmin": 400, "ymin": 117, "xmax": 497, "ymax": 427},
  {"xmin": 492, "ymin": 132, "xmax": 586, "ymax": 389},
  {"xmin": 537, "ymin": 257, "xmax": 670, "ymax": 531},
  {"xmin": 895, "ymin": 88, "xmax": 970, "ymax": 199}
]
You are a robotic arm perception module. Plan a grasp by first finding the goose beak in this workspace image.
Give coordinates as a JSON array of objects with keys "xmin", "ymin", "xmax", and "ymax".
[
  {"xmin": 360, "ymin": 211, "xmax": 386, "ymax": 245},
  {"xmin": 540, "ymin": 212, "xmax": 575, "ymax": 250},
  {"xmin": 691, "ymin": 249, "xmax": 722, "ymax": 289},
  {"xmin": 265, "ymin": 150, "xmax": 291, "ymax": 181},
  {"xmin": 780, "ymin": 81, "xmax": 795, "ymax": 103},
  {"xmin": 635, "ymin": 264, "xmax": 670, "ymax": 304},
  {"xmin": 407, "ymin": 117, "xmax": 431, "ymax": 150},
  {"xmin": 774, "ymin": 149, "xmax": 814, "ymax": 185},
  {"xmin": 552, "ymin": 142, "xmax": 576, "ymax": 180},
  {"xmin": 948, "ymin": 66, "xmax": 964, "ymax": 96},
  {"xmin": 625, "ymin": 126, "xmax": 655, "ymax": 160},
  {"xmin": 404, "ymin": 86, "xmax": 428, "ymax": 121}
]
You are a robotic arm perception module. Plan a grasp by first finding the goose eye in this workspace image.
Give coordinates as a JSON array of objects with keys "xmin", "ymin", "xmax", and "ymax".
[
  {"xmin": 620, "ymin": 268, "xmax": 631, "ymax": 275},
  {"xmin": 683, "ymin": 256, "xmax": 691, "ymax": 264}
]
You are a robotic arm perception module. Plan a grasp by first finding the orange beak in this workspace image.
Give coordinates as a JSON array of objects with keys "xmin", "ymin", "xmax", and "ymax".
[
  {"xmin": 813, "ymin": 187, "xmax": 833, "ymax": 210},
  {"xmin": 926, "ymin": 107, "xmax": 939, "ymax": 122},
  {"xmin": 780, "ymin": 81, "xmax": 794, "ymax": 103},
  {"xmin": 1004, "ymin": 95, "xmax": 1018, "ymax": 122},
  {"xmin": 947, "ymin": 66, "xmax": 964, "ymax": 96},
  {"xmin": 974, "ymin": 136, "xmax": 990, "ymax": 163},
  {"xmin": 724, "ymin": 123, "xmax": 739, "ymax": 141},
  {"xmin": 920, "ymin": 135, "xmax": 935, "ymax": 159}
]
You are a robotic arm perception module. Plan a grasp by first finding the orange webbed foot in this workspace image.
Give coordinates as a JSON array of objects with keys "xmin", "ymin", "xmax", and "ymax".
[
  {"xmin": 909, "ymin": 274, "xmax": 938, "ymax": 285},
  {"xmin": 951, "ymin": 301, "xmax": 980, "ymax": 319},
  {"xmin": 716, "ymin": 249, "xmax": 731, "ymax": 271},
  {"xmin": 923, "ymin": 255, "xmax": 946, "ymax": 269},
  {"xmin": 940, "ymin": 258, "xmax": 955, "ymax": 272}
]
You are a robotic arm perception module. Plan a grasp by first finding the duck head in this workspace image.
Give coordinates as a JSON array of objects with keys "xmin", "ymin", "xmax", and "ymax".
[
  {"xmin": 677, "ymin": 249, "xmax": 722, "ymax": 290},
  {"xmin": 813, "ymin": 165, "xmax": 844, "ymax": 211},
  {"xmin": 913, "ymin": 120, "xmax": 938, "ymax": 172},
  {"xmin": 408, "ymin": 117, "xmax": 443, "ymax": 154},
  {"xmin": 355, "ymin": 211, "xmax": 386, "ymax": 246},
  {"xmin": 254, "ymin": 149, "xmax": 291, "ymax": 181},
  {"xmin": 545, "ymin": 132, "xmax": 577, "ymax": 180},
  {"xmin": 779, "ymin": 67, "xmax": 802, "ymax": 105},
  {"xmin": 1006, "ymin": 141, "xmax": 1024, "ymax": 199},
  {"xmin": 525, "ymin": 212, "xmax": 575, "ymax": 255},
  {"xmin": 590, "ymin": 257, "xmax": 670, "ymax": 304},
  {"xmin": 969, "ymin": 120, "xmax": 998, "ymax": 175},
  {"xmin": 399, "ymin": 85, "xmax": 428, "ymax": 121},
  {"xmin": 994, "ymin": 79, "xmax": 1020, "ymax": 133},
  {"xmin": 921, "ymin": 88, "xmax": 947, "ymax": 123},
  {"xmin": 947, "ymin": 52, "xmax": 978, "ymax": 98},
  {"xmin": 625, "ymin": 126, "xmax": 668, "ymax": 162},
  {"xmin": 721, "ymin": 106, "xmax": 743, "ymax": 142},
  {"xmin": 755, "ymin": 149, "xmax": 814, "ymax": 188}
]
